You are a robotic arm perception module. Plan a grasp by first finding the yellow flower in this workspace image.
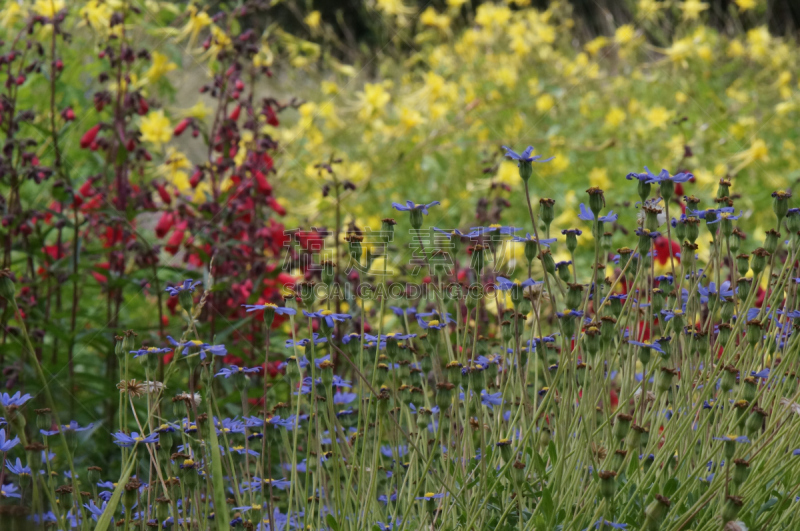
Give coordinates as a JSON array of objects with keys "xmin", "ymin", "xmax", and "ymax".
[
  {"xmin": 675, "ymin": 92, "xmax": 688, "ymax": 104},
  {"xmin": 664, "ymin": 37, "xmax": 694, "ymax": 66},
  {"xmin": 604, "ymin": 106, "xmax": 626, "ymax": 128},
  {"xmin": 179, "ymin": 4, "xmax": 212, "ymax": 47},
  {"xmin": 0, "ymin": 2, "xmax": 22, "ymax": 27},
  {"xmin": 536, "ymin": 93, "xmax": 555, "ymax": 113},
  {"xmin": 588, "ymin": 167, "xmax": 610, "ymax": 189},
  {"xmin": 734, "ymin": 0, "xmax": 757, "ymax": 10},
  {"xmin": 159, "ymin": 148, "xmax": 192, "ymax": 191},
  {"xmin": 140, "ymin": 110, "xmax": 172, "ymax": 146},
  {"xmin": 614, "ymin": 25, "xmax": 636, "ymax": 46},
  {"xmin": 304, "ymin": 10, "xmax": 321, "ymax": 30},
  {"xmin": 446, "ymin": 0, "xmax": 469, "ymax": 6},
  {"xmin": 358, "ymin": 83, "xmax": 391, "ymax": 121},
  {"xmin": 646, "ymin": 106, "xmax": 671, "ymax": 129},
  {"xmin": 145, "ymin": 52, "xmax": 177, "ymax": 83},
  {"xmin": 420, "ymin": 7, "xmax": 451, "ymax": 31},
  {"xmin": 375, "ymin": 0, "xmax": 414, "ymax": 17},
  {"xmin": 732, "ymin": 138, "xmax": 769, "ymax": 171},
  {"xmin": 79, "ymin": 1, "xmax": 112, "ymax": 29},
  {"xmin": 727, "ymin": 39, "xmax": 745, "ymax": 58},
  {"xmin": 746, "ymin": 27, "xmax": 771, "ymax": 59},
  {"xmin": 34, "ymin": 0, "xmax": 64, "ymax": 17},
  {"xmin": 182, "ymin": 101, "xmax": 212, "ymax": 121},
  {"xmin": 679, "ymin": 0, "xmax": 709, "ymax": 20},
  {"xmin": 399, "ymin": 107, "xmax": 424, "ymax": 130},
  {"xmin": 584, "ymin": 36, "xmax": 609, "ymax": 56},
  {"xmin": 637, "ymin": 0, "xmax": 665, "ymax": 21}
]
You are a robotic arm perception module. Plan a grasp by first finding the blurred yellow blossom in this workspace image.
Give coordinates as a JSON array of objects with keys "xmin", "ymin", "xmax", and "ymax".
[
  {"xmin": 588, "ymin": 167, "xmax": 610, "ymax": 189},
  {"xmin": 305, "ymin": 10, "xmax": 321, "ymax": 30},
  {"xmin": 734, "ymin": 0, "xmax": 757, "ymax": 10},
  {"xmin": 34, "ymin": 0, "xmax": 64, "ymax": 17},
  {"xmin": 680, "ymin": 0, "xmax": 709, "ymax": 20},
  {"xmin": 182, "ymin": 101, "xmax": 212, "ymax": 121},
  {"xmin": 604, "ymin": 107, "xmax": 626, "ymax": 128},
  {"xmin": 79, "ymin": 1, "xmax": 112, "ymax": 29},
  {"xmin": 646, "ymin": 106, "xmax": 671, "ymax": 129},
  {"xmin": 637, "ymin": 0, "xmax": 665, "ymax": 21},
  {"xmin": 140, "ymin": 110, "xmax": 172, "ymax": 146},
  {"xmin": 178, "ymin": 4, "xmax": 212, "ymax": 47},
  {"xmin": 536, "ymin": 93, "xmax": 555, "ymax": 113},
  {"xmin": 358, "ymin": 83, "xmax": 391, "ymax": 121},
  {"xmin": 145, "ymin": 52, "xmax": 177, "ymax": 83},
  {"xmin": 614, "ymin": 25, "xmax": 637, "ymax": 46},
  {"xmin": 420, "ymin": 7, "xmax": 451, "ymax": 31}
]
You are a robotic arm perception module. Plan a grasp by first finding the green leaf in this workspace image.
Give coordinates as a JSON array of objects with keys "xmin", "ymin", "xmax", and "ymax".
[
  {"xmin": 206, "ymin": 398, "xmax": 231, "ymax": 530},
  {"xmin": 663, "ymin": 478, "xmax": 680, "ymax": 498},
  {"xmin": 93, "ymin": 452, "xmax": 136, "ymax": 531},
  {"xmin": 326, "ymin": 515, "xmax": 341, "ymax": 531},
  {"xmin": 540, "ymin": 487, "xmax": 554, "ymax": 521}
]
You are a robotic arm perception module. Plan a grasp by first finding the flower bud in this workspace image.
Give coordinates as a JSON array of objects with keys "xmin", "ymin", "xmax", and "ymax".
[
  {"xmin": 732, "ymin": 459, "xmax": 750, "ymax": 487},
  {"xmin": 722, "ymin": 496, "xmax": 743, "ymax": 524},
  {"xmin": 381, "ymin": 218, "xmax": 396, "ymax": 243},
  {"xmin": 721, "ymin": 365, "xmax": 738, "ymax": 393},
  {"xmin": 613, "ymin": 413, "xmax": 632, "ymax": 442},
  {"xmin": 539, "ymin": 198, "xmax": 555, "ymax": 228},
  {"xmin": 750, "ymin": 248, "xmax": 769, "ymax": 276},
  {"xmin": 598, "ymin": 470, "xmax": 617, "ymax": 499},
  {"xmin": 586, "ymin": 187, "xmax": 605, "ymax": 216},
  {"xmin": 772, "ymin": 190, "xmax": 791, "ymax": 224}
]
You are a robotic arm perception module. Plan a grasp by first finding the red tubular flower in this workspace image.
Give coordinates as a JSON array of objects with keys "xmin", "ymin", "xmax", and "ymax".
[
  {"xmin": 155, "ymin": 212, "xmax": 174, "ymax": 238},
  {"xmin": 264, "ymin": 104, "xmax": 279, "ymax": 127},
  {"xmin": 80, "ymin": 124, "xmax": 101, "ymax": 149},
  {"xmin": 61, "ymin": 107, "xmax": 75, "ymax": 121},
  {"xmin": 189, "ymin": 169, "xmax": 203, "ymax": 188},
  {"xmin": 253, "ymin": 170, "xmax": 272, "ymax": 195},
  {"xmin": 266, "ymin": 197, "xmax": 286, "ymax": 216},
  {"xmin": 78, "ymin": 179, "xmax": 95, "ymax": 197},
  {"xmin": 165, "ymin": 222, "xmax": 187, "ymax": 255},
  {"xmin": 228, "ymin": 104, "xmax": 241, "ymax": 121},
  {"xmin": 138, "ymin": 97, "xmax": 149, "ymax": 116},
  {"xmin": 654, "ymin": 236, "xmax": 681, "ymax": 266},
  {"xmin": 174, "ymin": 118, "xmax": 191, "ymax": 136},
  {"xmin": 155, "ymin": 182, "xmax": 172, "ymax": 204}
]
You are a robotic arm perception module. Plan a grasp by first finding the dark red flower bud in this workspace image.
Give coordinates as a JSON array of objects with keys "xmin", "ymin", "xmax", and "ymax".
[
  {"xmin": 228, "ymin": 104, "xmax": 241, "ymax": 121},
  {"xmin": 264, "ymin": 105, "xmax": 279, "ymax": 127},
  {"xmin": 155, "ymin": 183, "xmax": 171, "ymax": 204},
  {"xmin": 61, "ymin": 107, "xmax": 75, "ymax": 121},
  {"xmin": 173, "ymin": 118, "xmax": 191, "ymax": 136},
  {"xmin": 267, "ymin": 197, "xmax": 286, "ymax": 216},
  {"xmin": 254, "ymin": 170, "xmax": 272, "ymax": 195},
  {"xmin": 138, "ymin": 97, "xmax": 149, "ymax": 116},
  {"xmin": 80, "ymin": 124, "xmax": 101, "ymax": 149},
  {"xmin": 155, "ymin": 212, "xmax": 174, "ymax": 238},
  {"xmin": 189, "ymin": 169, "xmax": 203, "ymax": 188}
]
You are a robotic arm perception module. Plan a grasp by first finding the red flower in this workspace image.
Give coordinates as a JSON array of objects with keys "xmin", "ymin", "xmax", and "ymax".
[
  {"xmin": 229, "ymin": 104, "xmax": 241, "ymax": 121},
  {"xmin": 266, "ymin": 197, "xmax": 286, "ymax": 216},
  {"xmin": 155, "ymin": 212, "xmax": 175, "ymax": 238},
  {"xmin": 155, "ymin": 182, "xmax": 172, "ymax": 205},
  {"xmin": 174, "ymin": 118, "xmax": 191, "ymax": 136},
  {"xmin": 264, "ymin": 104, "xmax": 279, "ymax": 127},
  {"xmin": 61, "ymin": 107, "xmax": 75, "ymax": 121},
  {"xmin": 80, "ymin": 124, "xmax": 101, "ymax": 149},
  {"xmin": 654, "ymin": 236, "xmax": 681, "ymax": 266},
  {"xmin": 165, "ymin": 222, "xmax": 187, "ymax": 255},
  {"xmin": 253, "ymin": 170, "xmax": 272, "ymax": 195},
  {"xmin": 190, "ymin": 169, "xmax": 203, "ymax": 188}
]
